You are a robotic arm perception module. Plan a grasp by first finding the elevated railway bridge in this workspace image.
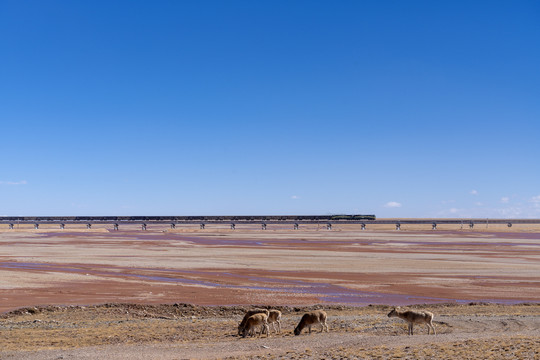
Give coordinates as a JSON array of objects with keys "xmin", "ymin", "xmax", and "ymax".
[{"xmin": 1, "ymin": 216, "xmax": 539, "ymax": 231}]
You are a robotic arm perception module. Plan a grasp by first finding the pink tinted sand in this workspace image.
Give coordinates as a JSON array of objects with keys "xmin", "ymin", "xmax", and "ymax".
[{"xmin": 0, "ymin": 225, "xmax": 539, "ymax": 312}]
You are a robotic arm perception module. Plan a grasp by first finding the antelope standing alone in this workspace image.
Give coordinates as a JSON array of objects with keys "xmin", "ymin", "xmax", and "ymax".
[
  {"xmin": 294, "ymin": 310, "xmax": 328, "ymax": 335},
  {"xmin": 387, "ymin": 307, "xmax": 436, "ymax": 335}
]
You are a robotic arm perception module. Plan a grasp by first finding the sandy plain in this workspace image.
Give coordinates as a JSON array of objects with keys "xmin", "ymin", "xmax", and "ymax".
[{"xmin": 0, "ymin": 223, "xmax": 539, "ymax": 359}]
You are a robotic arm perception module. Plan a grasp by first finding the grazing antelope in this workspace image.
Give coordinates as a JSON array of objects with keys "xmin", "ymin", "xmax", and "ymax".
[
  {"xmin": 241, "ymin": 313, "xmax": 269, "ymax": 338},
  {"xmin": 387, "ymin": 307, "xmax": 436, "ymax": 335},
  {"xmin": 294, "ymin": 310, "xmax": 328, "ymax": 335},
  {"xmin": 267, "ymin": 309, "xmax": 282, "ymax": 334},
  {"xmin": 238, "ymin": 308, "xmax": 269, "ymax": 336}
]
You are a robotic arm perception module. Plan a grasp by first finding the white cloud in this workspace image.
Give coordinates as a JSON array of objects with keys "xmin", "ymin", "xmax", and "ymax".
[
  {"xmin": 530, "ymin": 195, "xmax": 540, "ymax": 209},
  {"xmin": 0, "ymin": 180, "xmax": 27, "ymax": 185},
  {"xmin": 501, "ymin": 197, "xmax": 510, "ymax": 203},
  {"xmin": 475, "ymin": 202, "xmax": 483, "ymax": 206},
  {"xmin": 290, "ymin": 195, "xmax": 300, "ymax": 200},
  {"xmin": 495, "ymin": 207, "xmax": 524, "ymax": 218},
  {"xmin": 384, "ymin": 201, "xmax": 402, "ymax": 208},
  {"xmin": 439, "ymin": 205, "xmax": 529, "ymax": 219},
  {"xmin": 435, "ymin": 207, "xmax": 465, "ymax": 218},
  {"xmin": 470, "ymin": 190, "xmax": 478, "ymax": 195}
]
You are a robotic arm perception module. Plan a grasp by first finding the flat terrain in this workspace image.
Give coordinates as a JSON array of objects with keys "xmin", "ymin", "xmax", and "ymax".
[
  {"xmin": 0, "ymin": 224, "xmax": 539, "ymax": 358},
  {"xmin": 0, "ymin": 303, "xmax": 539, "ymax": 359}
]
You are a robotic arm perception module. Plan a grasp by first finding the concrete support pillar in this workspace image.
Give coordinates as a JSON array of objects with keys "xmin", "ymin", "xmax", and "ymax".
[
  {"xmin": 170, "ymin": 223, "xmax": 176, "ymax": 229},
  {"xmin": 396, "ymin": 223, "xmax": 401, "ymax": 231},
  {"xmin": 9, "ymin": 224, "xmax": 14, "ymax": 229},
  {"xmin": 34, "ymin": 224, "xmax": 39, "ymax": 230},
  {"xmin": 327, "ymin": 223, "xmax": 332, "ymax": 230},
  {"xmin": 114, "ymin": 223, "xmax": 119, "ymax": 231},
  {"xmin": 60, "ymin": 223, "xmax": 65, "ymax": 230},
  {"xmin": 262, "ymin": 223, "xmax": 267, "ymax": 230},
  {"xmin": 200, "ymin": 223, "xmax": 205, "ymax": 230},
  {"xmin": 432, "ymin": 223, "xmax": 437, "ymax": 230},
  {"xmin": 361, "ymin": 223, "xmax": 366, "ymax": 230},
  {"xmin": 294, "ymin": 223, "xmax": 299, "ymax": 230},
  {"xmin": 142, "ymin": 223, "xmax": 147, "ymax": 231},
  {"xmin": 87, "ymin": 224, "xmax": 92, "ymax": 229}
]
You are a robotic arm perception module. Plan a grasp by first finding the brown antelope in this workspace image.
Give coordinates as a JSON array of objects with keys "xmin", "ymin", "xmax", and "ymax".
[
  {"xmin": 294, "ymin": 310, "xmax": 328, "ymax": 335},
  {"xmin": 387, "ymin": 307, "xmax": 436, "ymax": 335},
  {"xmin": 240, "ymin": 313, "xmax": 269, "ymax": 338},
  {"xmin": 238, "ymin": 308, "xmax": 269, "ymax": 336},
  {"xmin": 267, "ymin": 309, "xmax": 282, "ymax": 334}
]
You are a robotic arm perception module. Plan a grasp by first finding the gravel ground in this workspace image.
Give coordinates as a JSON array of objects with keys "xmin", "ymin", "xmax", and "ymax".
[{"xmin": 0, "ymin": 303, "xmax": 539, "ymax": 359}]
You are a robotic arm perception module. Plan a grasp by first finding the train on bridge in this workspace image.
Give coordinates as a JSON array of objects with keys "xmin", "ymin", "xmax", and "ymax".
[
  {"xmin": 2, "ymin": 215, "xmax": 538, "ymax": 231},
  {"xmin": 0, "ymin": 214, "xmax": 377, "ymax": 222}
]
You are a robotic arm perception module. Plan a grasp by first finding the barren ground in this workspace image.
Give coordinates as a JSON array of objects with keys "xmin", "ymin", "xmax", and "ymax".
[
  {"xmin": 0, "ymin": 223, "xmax": 539, "ymax": 359},
  {"xmin": 0, "ymin": 303, "xmax": 539, "ymax": 359}
]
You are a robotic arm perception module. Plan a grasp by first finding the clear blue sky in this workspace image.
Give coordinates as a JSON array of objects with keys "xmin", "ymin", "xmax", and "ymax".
[{"xmin": 1, "ymin": 1, "xmax": 539, "ymax": 218}]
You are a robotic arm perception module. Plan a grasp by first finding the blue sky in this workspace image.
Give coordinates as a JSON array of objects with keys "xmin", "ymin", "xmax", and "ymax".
[{"xmin": 1, "ymin": 1, "xmax": 539, "ymax": 218}]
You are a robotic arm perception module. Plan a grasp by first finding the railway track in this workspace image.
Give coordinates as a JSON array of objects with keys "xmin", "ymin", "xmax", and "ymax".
[{"xmin": 1, "ymin": 216, "xmax": 539, "ymax": 230}]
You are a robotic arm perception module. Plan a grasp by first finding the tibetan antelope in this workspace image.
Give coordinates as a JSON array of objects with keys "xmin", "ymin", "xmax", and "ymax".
[
  {"xmin": 387, "ymin": 307, "xmax": 436, "ymax": 335},
  {"xmin": 267, "ymin": 309, "xmax": 282, "ymax": 334},
  {"xmin": 294, "ymin": 310, "xmax": 328, "ymax": 335},
  {"xmin": 238, "ymin": 308, "xmax": 269, "ymax": 336},
  {"xmin": 240, "ymin": 313, "xmax": 269, "ymax": 338}
]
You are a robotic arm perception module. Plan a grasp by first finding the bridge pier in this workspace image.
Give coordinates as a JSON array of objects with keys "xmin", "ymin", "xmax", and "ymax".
[
  {"xmin": 170, "ymin": 223, "xmax": 176, "ymax": 229},
  {"xmin": 361, "ymin": 223, "xmax": 366, "ymax": 230},
  {"xmin": 396, "ymin": 223, "xmax": 401, "ymax": 231},
  {"xmin": 113, "ymin": 223, "xmax": 119, "ymax": 231},
  {"xmin": 294, "ymin": 223, "xmax": 299, "ymax": 230},
  {"xmin": 34, "ymin": 224, "xmax": 39, "ymax": 230},
  {"xmin": 60, "ymin": 223, "xmax": 65, "ymax": 230},
  {"xmin": 230, "ymin": 223, "xmax": 235, "ymax": 230},
  {"xmin": 432, "ymin": 223, "xmax": 437, "ymax": 230},
  {"xmin": 262, "ymin": 223, "xmax": 267, "ymax": 230},
  {"xmin": 326, "ymin": 223, "xmax": 332, "ymax": 230},
  {"xmin": 200, "ymin": 223, "xmax": 205, "ymax": 230}
]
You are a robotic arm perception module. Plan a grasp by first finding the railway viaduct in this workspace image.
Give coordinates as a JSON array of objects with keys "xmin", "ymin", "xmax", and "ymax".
[{"xmin": 1, "ymin": 216, "xmax": 539, "ymax": 231}]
